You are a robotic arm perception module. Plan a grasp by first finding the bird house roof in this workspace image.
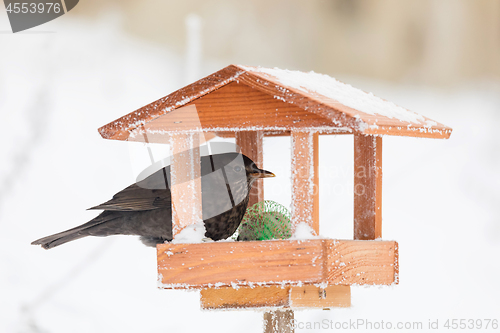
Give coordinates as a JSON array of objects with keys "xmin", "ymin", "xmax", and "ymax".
[{"xmin": 98, "ymin": 64, "xmax": 452, "ymax": 141}]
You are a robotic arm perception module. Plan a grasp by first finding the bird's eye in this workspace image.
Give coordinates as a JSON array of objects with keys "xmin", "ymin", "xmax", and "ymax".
[{"xmin": 234, "ymin": 166, "xmax": 243, "ymax": 172}]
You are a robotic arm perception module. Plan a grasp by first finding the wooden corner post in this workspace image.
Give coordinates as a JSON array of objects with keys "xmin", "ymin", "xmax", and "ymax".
[
  {"xmin": 170, "ymin": 132, "xmax": 202, "ymax": 236},
  {"xmin": 354, "ymin": 134, "xmax": 382, "ymax": 240},
  {"xmin": 291, "ymin": 131, "xmax": 319, "ymax": 234},
  {"xmin": 235, "ymin": 131, "xmax": 264, "ymax": 207}
]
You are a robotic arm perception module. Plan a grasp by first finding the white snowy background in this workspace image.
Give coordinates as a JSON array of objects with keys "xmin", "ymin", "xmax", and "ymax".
[{"xmin": 1, "ymin": 6, "xmax": 499, "ymax": 333}]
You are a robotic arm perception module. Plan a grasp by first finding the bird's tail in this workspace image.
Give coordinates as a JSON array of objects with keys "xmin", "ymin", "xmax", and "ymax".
[
  {"xmin": 31, "ymin": 231, "xmax": 88, "ymax": 249},
  {"xmin": 31, "ymin": 212, "xmax": 119, "ymax": 249}
]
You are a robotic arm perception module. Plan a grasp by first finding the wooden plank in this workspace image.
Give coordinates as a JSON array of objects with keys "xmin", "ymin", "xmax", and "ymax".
[
  {"xmin": 157, "ymin": 240, "xmax": 325, "ymax": 288},
  {"xmin": 200, "ymin": 285, "xmax": 351, "ymax": 310},
  {"xmin": 326, "ymin": 240, "xmax": 397, "ymax": 285},
  {"xmin": 363, "ymin": 125, "xmax": 452, "ymax": 139},
  {"xmin": 170, "ymin": 133, "xmax": 202, "ymax": 236},
  {"xmin": 264, "ymin": 310, "xmax": 295, "ymax": 333},
  {"xmin": 290, "ymin": 285, "xmax": 350, "ymax": 308},
  {"xmin": 200, "ymin": 286, "xmax": 290, "ymax": 309},
  {"xmin": 131, "ymin": 105, "xmax": 217, "ymax": 144},
  {"xmin": 291, "ymin": 131, "xmax": 319, "ymax": 234},
  {"xmin": 137, "ymin": 82, "xmax": 334, "ymax": 135},
  {"xmin": 354, "ymin": 134, "xmax": 382, "ymax": 240},
  {"xmin": 157, "ymin": 239, "xmax": 398, "ymax": 289},
  {"xmin": 235, "ymin": 131, "xmax": 264, "ymax": 207},
  {"xmin": 215, "ymin": 130, "xmax": 351, "ymax": 138}
]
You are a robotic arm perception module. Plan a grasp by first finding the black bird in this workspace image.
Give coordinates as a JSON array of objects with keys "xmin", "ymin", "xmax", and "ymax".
[{"xmin": 31, "ymin": 153, "xmax": 275, "ymax": 249}]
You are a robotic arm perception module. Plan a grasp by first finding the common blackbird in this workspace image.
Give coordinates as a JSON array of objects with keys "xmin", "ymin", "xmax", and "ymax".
[{"xmin": 32, "ymin": 153, "xmax": 275, "ymax": 249}]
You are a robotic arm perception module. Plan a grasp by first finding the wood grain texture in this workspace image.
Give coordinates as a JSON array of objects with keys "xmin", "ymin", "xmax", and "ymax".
[
  {"xmin": 170, "ymin": 133, "xmax": 202, "ymax": 236},
  {"xmin": 135, "ymin": 82, "xmax": 335, "ymax": 135},
  {"xmin": 326, "ymin": 240, "xmax": 397, "ymax": 285},
  {"xmin": 199, "ymin": 285, "xmax": 351, "ymax": 310},
  {"xmin": 235, "ymin": 131, "xmax": 264, "ymax": 207},
  {"xmin": 158, "ymin": 240, "xmax": 325, "ymax": 288},
  {"xmin": 290, "ymin": 285, "xmax": 351, "ymax": 308},
  {"xmin": 131, "ymin": 106, "xmax": 218, "ymax": 144},
  {"xmin": 98, "ymin": 64, "xmax": 452, "ymax": 142},
  {"xmin": 291, "ymin": 131, "xmax": 319, "ymax": 234},
  {"xmin": 200, "ymin": 286, "xmax": 290, "ymax": 309},
  {"xmin": 157, "ymin": 239, "xmax": 398, "ymax": 289},
  {"xmin": 354, "ymin": 134, "xmax": 382, "ymax": 240}
]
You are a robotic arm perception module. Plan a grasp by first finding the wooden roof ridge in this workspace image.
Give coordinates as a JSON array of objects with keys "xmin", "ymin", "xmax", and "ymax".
[{"xmin": 98, "ymin": 64, "xmax": 452, "ymax": 140}]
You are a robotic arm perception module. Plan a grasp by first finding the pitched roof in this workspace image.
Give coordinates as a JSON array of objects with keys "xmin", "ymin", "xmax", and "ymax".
[{"xmin": 98, "ymin": 64, "xmax": 452, "ymax": 141}]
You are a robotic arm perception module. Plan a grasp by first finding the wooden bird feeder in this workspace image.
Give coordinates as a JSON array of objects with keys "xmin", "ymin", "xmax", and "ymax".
[{"xmin": 99, "ymin": 65, "xmax": 452, "ymax": 328}]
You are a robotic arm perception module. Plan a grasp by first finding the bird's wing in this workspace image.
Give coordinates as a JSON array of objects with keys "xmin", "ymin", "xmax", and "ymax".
[{"xmin": 88, "ymin": 184, "xmax": 170, "ymax": 211}]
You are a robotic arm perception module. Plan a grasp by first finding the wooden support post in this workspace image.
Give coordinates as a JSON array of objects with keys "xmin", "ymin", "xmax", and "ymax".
[
  {"xmin": 235, "ymin": 131, "xmax": 264, "ymax": 207},
  {"xmin": 354, "ymin": 134, "xmax": 382, "ymax": 240},
  {"xmin": 291, "ymin": 131, "xmax": 319, "ymax": 234},
  {"xmin": 264, "ymin": 310, "xmax": 295, "ymax": 333},
  {"xmin": 312, "ymin": 133, "xmax": 319, "ymax": 232},
  {"xmin": 170, "ymin": 132, "xmax": 202, "ymax": 236},
  {"xmin": 287, "ymin": 132, "xmax": 319, "ymax": 331}
]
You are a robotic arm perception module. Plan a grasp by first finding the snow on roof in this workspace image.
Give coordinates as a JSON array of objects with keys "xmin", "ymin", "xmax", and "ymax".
[
  {"xmin": 240, "ymin": 65, "xmax": 424, "ymax": 124},
  {"xmin": 98, "ymin": 64, "xmax": 452, "ymax": 141}
]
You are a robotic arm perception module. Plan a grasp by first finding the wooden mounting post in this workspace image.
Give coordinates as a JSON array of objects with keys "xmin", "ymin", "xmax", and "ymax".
[
  {"xmin": 264, "ymin": 310, "xmax": 295, "ymax": 333},
  {"xmin": 291, "ymin": 131, "xmax": 319, "ymax": 234},
  {"xmin": 235, "ymin": 131, "xmax": 264, "ymax": 207},
  {"xmin": 286, "ymin": 131, "xmax": 319, "ymax": 333},
  {"xmin": 170, "ymin": 132, "xmax": 202, "ymax": 236},
  {"xmin": 354, "ymin": 134, "xmax": 382, "ymax": 240}
]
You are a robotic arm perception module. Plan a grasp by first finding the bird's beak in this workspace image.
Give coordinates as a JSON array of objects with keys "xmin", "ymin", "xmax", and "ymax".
[{"xmin": 250, "ymin": 169, "xmax": 276, "ymax": 178}]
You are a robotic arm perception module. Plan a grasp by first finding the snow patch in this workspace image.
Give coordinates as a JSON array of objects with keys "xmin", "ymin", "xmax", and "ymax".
[
  {"xmin": 291, "ymin": 222, "xmax": 318, "ymax": 239},
  {"xmin": 241, "ymin": 65, "xmax": 426, "ymax": 124},
  {"xmin": 172, "ymin": 221, "xmax": 206, "ymax": 244}
]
